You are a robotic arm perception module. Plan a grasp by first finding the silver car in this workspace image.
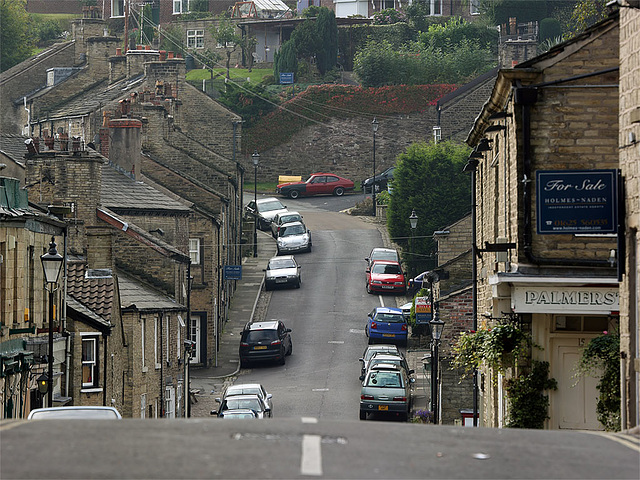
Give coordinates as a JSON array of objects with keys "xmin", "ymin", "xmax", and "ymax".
[
  {"xmin": 270, "ymin": 211, "xmax": 304, "ymax": 238},
  {"xmin": 219, "ymin": 383, "xmax": 273, "ymax": 412},
  {"xmin": 359, "ymin": 363, "xmax": 413, "ymax": 421},
  {"xmin": 264, "ymin": 255, "xmax": 301, "ymax": 290},
  {"xmin": 27, "ymin": 406, "xmax": 122, "ymax": 419},
  {"xmin": 276, "ymin": 221, "xmax": 312, "ymax": 254},
  {"xmin": 245, "ymin": 197, "xmax": 288, "ymax": 231}
]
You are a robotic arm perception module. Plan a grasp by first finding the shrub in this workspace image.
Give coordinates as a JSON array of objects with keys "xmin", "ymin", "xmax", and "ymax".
[{"xmin": 505, "ymin": 360, "xmax": 557, "ymax": 429}]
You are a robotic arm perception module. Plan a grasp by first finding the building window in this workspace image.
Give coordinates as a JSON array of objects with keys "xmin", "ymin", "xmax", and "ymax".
[
  {"xmin": 141, "ymin": 393, "xmax": 146, "ymax": 418},
  {"xmin": 82, "ymin": 337, "xmax": 99, "ymax": 387},
  {"xmin": 165, "ymin": 315, "xmax": 170, "ymax": 361},
  {"xmin": 382, "ymin": 0, "xmax": 395, "ymax": 10},
  {"xmin": 553, "ymin": 315, "xmax": 610, "ymax": 332},
  {"xmin": 141, "ymin": 318, "xmax": 146, "ymax": 370},
  {"xmin": 189, "ymin": 238, "xmax": 201, "ymax": 265},
  {"xmin": 173, "ymin": 0, "xmax": 190, "ymax": 14},
  {"xmin": 470, "ymin": 0, "xmax": 480, "ymax": 15},
  {"xmin": 112, "ymin": 0, "xmax": 124, "ymax": 17},
  {"xmin": 154, "ymin": 317, "xmax": 160, "ymax": 369},
  {"xmin": 187, "ymin": 30, "xmax": 205, "ymax": 49},
  {"xmin": 428, "ymin": 0, "xmax": 442, "ymax": 16}
]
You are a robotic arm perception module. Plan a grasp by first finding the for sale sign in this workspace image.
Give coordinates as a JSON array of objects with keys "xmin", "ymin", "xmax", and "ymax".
[
  {"xmin": 536, "ymin": 169, "xmax": 617, "ymax": 234},
  {"xmin": 414, "ymin": 297, "xmax": 432, "ymax": 325}
]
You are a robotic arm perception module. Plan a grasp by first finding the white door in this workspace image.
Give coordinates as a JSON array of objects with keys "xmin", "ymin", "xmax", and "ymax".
[
  {"xmin": 550, "ymin": 336, "xmax": 603, "ymax": 430},
  {"xmin": 165, "ymin": 386, "xmax": 175, "ymax": 418},
  {"xmin": 189, "ymin": 315, "xmax": 201, "ymax": 364}
]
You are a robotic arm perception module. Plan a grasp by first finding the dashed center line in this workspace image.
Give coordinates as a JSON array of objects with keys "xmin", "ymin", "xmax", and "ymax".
[{"xmin": 301, "ymin": 434, "xmax": 323, "ymax": 476}]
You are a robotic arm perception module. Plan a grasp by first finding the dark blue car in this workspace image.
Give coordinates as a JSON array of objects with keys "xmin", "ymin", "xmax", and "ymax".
[{"xmin": 365, "ymin": 307, "xmax": 408, "ymax": 346}]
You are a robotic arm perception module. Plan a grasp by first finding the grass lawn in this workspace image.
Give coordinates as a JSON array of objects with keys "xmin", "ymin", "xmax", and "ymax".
[{"xmin": 186, "ymin": 67, "xmax": 273, "ymax": 84}]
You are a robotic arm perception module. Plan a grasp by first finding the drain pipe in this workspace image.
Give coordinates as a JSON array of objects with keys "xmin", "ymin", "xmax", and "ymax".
[{"xmin": 514, "ymin": 83, "xmax": 615, "ymax": 268}]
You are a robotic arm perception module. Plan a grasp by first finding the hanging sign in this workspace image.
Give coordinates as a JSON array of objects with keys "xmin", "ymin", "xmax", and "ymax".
[{"xmin": 536, "ymin": 169, "xmax": 617, "ymax": 234}]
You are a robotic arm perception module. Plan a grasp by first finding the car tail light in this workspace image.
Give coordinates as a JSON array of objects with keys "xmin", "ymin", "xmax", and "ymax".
[
  {"xmin": 361, "ymin": 394, "xmax": 374, "ymax": 400},
  {"xmin": 370, "ymin": 322, "xmax": 377, "ymax": 330},
  {"xmin": 401, "ymin": 324, "xmax": 407, "ymax": 331},
  {"xmin": 271, "ymin": 340, "xmax": 282, "ymax": 346},
  {"xmin": 240, "ymin": 342, "xmax": 249, "ymax": 346},
  {"xmin": 393, "ymin": 396, "xmax": 407, "ymax": 402}
]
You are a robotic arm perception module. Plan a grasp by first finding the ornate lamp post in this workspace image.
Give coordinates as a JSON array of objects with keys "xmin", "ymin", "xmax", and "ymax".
[
  {"xmin": 40, "ymin": 236, "xmax": 63, "ymax": 407},
  {"xmin": 430, "ymin": 311, "xmax": 445, "ymax": 424},
  {"xmin": 371, "ymin": 117, "xmax": 379, "ymax": 217},
  {"xmin": 409, "ymin": 209, "xmax": 418, "ymax": 277},
  {"xmin": 252, "ymin": 150, "xmax": 260, "ymax": 258}
]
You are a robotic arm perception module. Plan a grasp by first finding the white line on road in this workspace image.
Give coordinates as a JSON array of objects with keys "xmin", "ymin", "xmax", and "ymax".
[
  {"xmin": 312, "ymin": 388, "xmax": 329, "ymax": 392},
  {"xmin": 301, "ymin": 417, "xmax": 318, "ymax": 424},
  {"xmin": 328, "ymin": 340, "xmax": 344, "ymax": 344},
  {"xmin": 301, "ymin": 434, "xmax": 323, "ymax": 476}
]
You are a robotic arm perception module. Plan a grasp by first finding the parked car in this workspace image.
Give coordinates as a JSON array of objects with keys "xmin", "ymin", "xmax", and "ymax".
[
  {"xmin": 212, "ymin": 394, "xmax": 272, "ymax": 418},
  {"xmin": 264, "ymin": 255, "xmax": 301, "ymax": 290},
  {"xmin": 359, "ymin": 363, "xmax": 413, "ymax": 421},
  {"xmin": 359, "ymin": 344, "xmax": 400, "ymax": 378},
  {"xmin": 365, "ymin": 307, "xmax": 408, "ymax": 346},
  {"xmin": 361, "ymin": 166, "xmax": 395, "ymax": 193},
  {"xmin": 366, "ymin": 260, "xmax": 406, "ymax": 294},
  {"xmin": 27, "ymin": 406, "xmax": 122, "ymax": 420},
  {"xmin": 239, "ymin": 320, "xmax": 293, "ymax": 367},
  {"xmin": 360, "ymin": 352, "xmax": 414, "ymax": 382},
  {"xmin": 276, "ymin": 221, "xmax": 312, "ymax": 254},
  {"xmin": 244, "ymin": 197, "xmax": 288, "ymax": 230},
  {"xmin": 271, "ymin": 211, "xmax": 304, "ymax": 238},
  {"xmin": 365, "ymin": 247, "xmax": 400, "ymax": 272},
  {"xmin": 217, "ymin": 409, "xmax": 259, "ymax": 419},
  {"xmin": 219, "ymin": 383, "xmax": 273, "ymax": 413},
  {"xmin": 276, "ymin": 173, "xmax": 354, "ymax": 198}
]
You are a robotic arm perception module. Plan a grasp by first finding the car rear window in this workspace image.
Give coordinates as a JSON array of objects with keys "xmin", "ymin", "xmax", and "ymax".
[
  {"xmin": 259, "ymin": 200, "xmax": 284, "ymax": 212},
  {"xmin": 372, "ymin": 263, "xmax": 401, "ymax": 274},
  {"xmin": 366, "ymin": 371, "xmax": 402, "ymax": 388},
  {"xmin": 376, "ymin": 313, "xmax": 405, "ymax": 323},
  {"xmin": 245, "ymin": 330, "xmax": 277, "ymax": 342},
  {"xmin": 372, "ymin": 251, "xmax": 398, "ymax": 262},
  {"xmin": 281, "ymin": 214, "xmax": 301, "ymax": 223},
  {"xmin": 225, "ymin": 398, "xmax": 262, "ymax": 411}
]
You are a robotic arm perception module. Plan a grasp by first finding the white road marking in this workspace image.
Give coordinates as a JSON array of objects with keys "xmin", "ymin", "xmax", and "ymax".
[
  {"xmin": 301, "ymin": 417, "xmax": 318, "ymax": 424},
  {"xmin": 312, "ymin": 388, "xmax": 329, "ymax": 392},
  {"xmin": 328, "ymin": 340, "xmax": 344, "ymax": 344},
  {"xmin": 379, "ymin": 295, "xmax": 385, "ymax": 307},
  {"xmin": 349, "ymin": 329, "xmax": 365, "ymax": 334},
  {"xmin": 301, "ymin": 434, "xmax": 323, "ymax": 476}
]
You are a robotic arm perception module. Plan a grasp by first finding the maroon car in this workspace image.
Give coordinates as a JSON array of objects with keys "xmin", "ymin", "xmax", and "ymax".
[{"xmin": 276, "ymin": 173, "xmax": 354, "ymax": 199}]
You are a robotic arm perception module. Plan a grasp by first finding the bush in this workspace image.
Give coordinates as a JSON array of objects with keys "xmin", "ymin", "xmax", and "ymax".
[{"xmin": 505, "ymin": 361, "xmax": 557, "ymax": 429}]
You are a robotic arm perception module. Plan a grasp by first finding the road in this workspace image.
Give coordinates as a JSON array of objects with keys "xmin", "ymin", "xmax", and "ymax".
[{"xmin": 238, "ymin": 193, "xmax": 407, "ymax": 421}]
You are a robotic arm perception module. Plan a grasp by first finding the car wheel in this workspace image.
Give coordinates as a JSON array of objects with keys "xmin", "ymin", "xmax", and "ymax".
[
  {"xmin": 239, "ymin": 358, "xmax": 248, "ymax": 369},
  {"xmin": 368, "ymin": 337, "xmax": 373, "ymax": 345},
  {"xmin": 366, "ymin": 282, "xmax": 372, "ymax": 294},
  {"xmin": 360, "ymin": 411, "xmax": 366, "ymax": 420},
  {"xmin": 289, "ymin": 190, "xmax": 300, "ymax": 199},
  {"xmin": 334, "ymin": 186, "xmax": 344, "ymax": 196},
  {"xmin": 279, "ymin": 354, "xmax": 286, "ymax": 366},
  {"xmin": 286, "ymin": 342, "xmax": 292, "ymax": 356},
  {"xmin": 265, "ymin": 283, "xmax": 271, "ymax": 291}
]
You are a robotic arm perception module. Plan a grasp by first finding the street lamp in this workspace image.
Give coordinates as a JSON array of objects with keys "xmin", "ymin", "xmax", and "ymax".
[
  {"xmin": 430, "ymin": 311, "xmax": 445, "ymax": 425},
  {"xmin": 409, "ymin": 209, "xmax": 418, "ymax": 277},
  {"xmin": 371, "ymin": 117, "xmax": 379, "ymax": 217},
  {"xmin": 252, "ymin": 151, "xmax": 260, "ymax": 258},
  {"xmin": 40, "ymin": 236, "xmax": 63, "ymax": 407}
]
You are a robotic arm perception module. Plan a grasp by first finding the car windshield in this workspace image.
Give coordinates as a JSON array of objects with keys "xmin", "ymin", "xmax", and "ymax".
[
  {"xmin": 222, "ymin": 412, "xmax": 256, "ymax": 419},
  {"xmin": 259, "ymin": 200, "xmax": 285, "ymax": 212},
  {"xmin": 376, "ymin": 313, "xmax": 405, "ymax": 323},
  {"xmin": 372, "ymin": 263, "xmax": 401, "ymax": 275},
  {"xmin": 269, "ymin": 258, "xmax": 296, "ymax": 269},
  {"xmin": 364, "ymin": 347, "xmax": 397, "ymax": 361},
  {"xmin": 280, "ymin": 215, "xmax": 301, "ymax": 224},
  {"xmin": 279, "ymin": 224, "xmax": 305, "ymax": 237},
  {"xmin": 370, "ymin": 358, "xmax": 402, "ymax": 369},
  {"xmin": 365, "ymin": 371, "xmax": 403, "ymax": 388},
  {"xmin": 224, "ymin": 398, "xmax": 262, "ymax": 411},
  {"xmin": 245, "ymin": 330, "xmax": 277, "ymax": 342},
  {"xmin": 227, "ymin": 386, "xmax": 261, "ymax": 397}
]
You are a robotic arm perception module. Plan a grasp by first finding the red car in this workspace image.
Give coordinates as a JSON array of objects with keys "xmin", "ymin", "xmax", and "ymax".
[
  {"xmin": 366, "ymin": 260, "xmax": 407, "ymax": 295},
  {"xmin": 276, "ymin": 173, "xmax": 354, "ymax": 199}
]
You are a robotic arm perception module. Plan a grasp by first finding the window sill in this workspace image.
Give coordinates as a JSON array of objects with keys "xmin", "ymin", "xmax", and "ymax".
[
  {"xmin": 81, "ymin": 387, "xmax": 103, "ymax": 393},
  {"xmin": 142, "ymin": 366, "xmax": 148, "ymax": 373}
]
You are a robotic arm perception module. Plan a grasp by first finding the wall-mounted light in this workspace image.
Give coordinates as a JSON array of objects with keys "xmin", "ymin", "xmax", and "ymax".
[
  {"xmin": 485, "ymin": 124, "xmax": 506, "ymax": 133},
  {"xmin": 475, "ymin": 138, "xmax": 492, "ymax": 152}
]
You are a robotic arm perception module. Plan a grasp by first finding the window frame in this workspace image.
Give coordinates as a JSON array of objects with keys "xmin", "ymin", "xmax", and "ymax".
[
  {"xmin": 81, "ymin": 334, "xmax": 100, "ymax": 389},
  {"xmin": 189, "ymin": 238, "xmax": 201, "ymax": 265},
  {"xmin": 173, "ymin": 0, "xmax": 190, "ymax": 15},
  {"xmin": 187, "ymin": 29, "xmax": 205, "ymax": 49},
  {"xmin": 112, "ymin": 0, "xmax": 125, "ymax": 18}
]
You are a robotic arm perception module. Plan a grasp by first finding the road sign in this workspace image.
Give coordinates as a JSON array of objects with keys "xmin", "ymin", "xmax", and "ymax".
[{"xmin": 224, "ymin": 265, "xmax": 242, "ymax": 281}]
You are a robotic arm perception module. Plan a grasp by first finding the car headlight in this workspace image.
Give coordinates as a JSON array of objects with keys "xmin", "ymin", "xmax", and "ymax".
[
  {"xmin": 371, "ymin": 280, "xmax": 382, "ymax": 285},
  {"xmin": 277, "ymin": 239, "xmax": 285, "ymax": 246},
  {"xmin": 394, "ymin": 281, "xmax": 404, "ymax": 285}
]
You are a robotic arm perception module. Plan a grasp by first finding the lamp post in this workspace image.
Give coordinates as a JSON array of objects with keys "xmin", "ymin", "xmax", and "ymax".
[
  {"xmin": 252, "ymin": 151, "xmax": 260, "ymax": 257},
  {"xmin": 409, "ymin": 209, "xmax": 418, "ymax": 277},
  {"xmin": 371, "ymin": 117, "xmax": 379, "ymax": 217},
  {"xmin": 463, "ymin": 154, "xmax": 480, "ymax": 427},
  {"xmin": 40, "ymin": 236, "xmax": 63, "ymax": 407},
  {"xmin": 430, "ymin": 310, "xmax": 445, "ymax": 425}
]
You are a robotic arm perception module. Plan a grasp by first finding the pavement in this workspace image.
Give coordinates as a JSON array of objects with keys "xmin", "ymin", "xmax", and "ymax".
[{"xmin": 189, "ymin": 215, "xmax": 430, "ymax": 419}]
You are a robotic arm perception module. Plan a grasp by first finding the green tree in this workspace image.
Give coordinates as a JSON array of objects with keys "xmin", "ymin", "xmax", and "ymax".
[
  {"xmin": 238, "ymin": 34, "xmax": 257, "ymax": 71},
  {"xmin": 1, "ymin": 0, "xmax": 34, "ymax": 72},
  {"xmin": 564, "ymin": 0, "xmax": 608, "ymax": 39},
  {"xmin": 387, "ymin": 141, "xmax": 471, "ymax": 273},
  {"xmin": 274, "ymin": 39, "xmax": 298, "ymax": 83},
  {"xmin": 315, "ymin": 7, "xmax": 337, "ymax": 75},
  {"xmin": 210, "ymin": 14, "xmax": 241, "ymax": 79},
  {"xmin": 217, "ymin": 82, "xmax": 276, "ymax": 127}
]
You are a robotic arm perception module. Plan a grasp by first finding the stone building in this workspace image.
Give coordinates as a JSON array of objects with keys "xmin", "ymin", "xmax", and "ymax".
[
  {"xmin": 618, "ymin": 2, "xmax": 640, "ymax": 432},
  {"xmin": 466, "ymin": 12, "xmax": 620, "ymax": 430}
]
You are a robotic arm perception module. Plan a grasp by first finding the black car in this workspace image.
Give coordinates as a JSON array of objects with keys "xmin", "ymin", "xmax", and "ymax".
[
  {"xmin": 361, "ymin": 166, "xmax": 395, "ymax": 193},
  {"xmin": 239, "ymin": 320, "xmax": 292, "ymax": 367}
]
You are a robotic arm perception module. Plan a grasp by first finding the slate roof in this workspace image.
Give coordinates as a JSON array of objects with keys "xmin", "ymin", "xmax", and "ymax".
[
  {"xmin": 0, "ymin": 133, "xmax": 28, "ymax": 165},
  {"xmin": 66, "ymin": 297, "xmax": 111, "ymax": 329},
  {"xmin": 118, "ymin": 273, "xmax": 185, "ymax": 312},
  {"xmin": 101, "ymin": 162, "xmax": 192, "ymax": 215},
  {"xmin": 66, "ymin": 261, "xmax": 115, "ymax": 322}
]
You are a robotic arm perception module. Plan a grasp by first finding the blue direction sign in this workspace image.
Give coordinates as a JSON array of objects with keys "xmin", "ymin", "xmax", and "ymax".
[
  {"xmin": 279, "ymin": 72, "xmax": 294, "ymax": 84},
  {"xmin": 224, "ymin": 265, "xmax": 242, "ymax": 281}
]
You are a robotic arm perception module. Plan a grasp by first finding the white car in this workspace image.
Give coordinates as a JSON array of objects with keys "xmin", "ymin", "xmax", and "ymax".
[
  {"xmin": 27, "ymin": 406, "xmax": 122, "ymax": 419},
  {"xmin": 245, "ymin": 197, "xmax": 288, "ymax": 231},
  {"xmin": 264, "ymin": 255, "xmax": 301, "ymax": 290},
  {"xmin": 276, "ymin": 221, "xmax": 311, "ymax": 254},
  {"xmin": 270, "ymin": 211, "xmax": 304, "ymax": 238},
  {"xmin": 220, "ymin": 383, "xmax": 273, "ymax": 413}
]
